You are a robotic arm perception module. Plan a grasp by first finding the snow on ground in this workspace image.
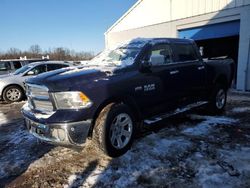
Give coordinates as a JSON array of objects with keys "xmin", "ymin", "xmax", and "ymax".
[
  {"xmin": 182, "ymin": 115, "xmax": 237, "ymax": 136},
  {"xmin": 193, "ymin": 147, "xmax": 250, "ymax": 188},
  {"xmin": 0, "ymin": 123, "xmax": 35, "ymax": 179},
  {"xmin": 64, "ymin": 115, "xmax": 240, "ymax": 188},
  {"xmin": 0, "ymin": 101, "xmax": 50, "ymax": 182},
  {"xmin": 231, "ymin": 107, "xmax": 250, "ymax": 113},
  {"xmin": 66, "ymin": 132, "xmax": 194, "ymax": 188},
  {"xmin": 0, "ymin": 112, "xmax": 9, "ymax": 125}
]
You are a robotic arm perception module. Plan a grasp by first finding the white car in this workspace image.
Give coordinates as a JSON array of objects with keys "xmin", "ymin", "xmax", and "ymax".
[{"xmin": 0, "ymin": 61, "xmax": 71, "ymax": 103}]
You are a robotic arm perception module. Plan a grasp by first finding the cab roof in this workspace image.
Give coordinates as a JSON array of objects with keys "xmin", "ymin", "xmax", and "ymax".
[{"xmin": 119, "ymin": 37, "xmax": 194, "ymax": 49}]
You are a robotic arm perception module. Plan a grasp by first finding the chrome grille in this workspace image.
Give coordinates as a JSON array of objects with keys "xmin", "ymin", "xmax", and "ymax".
[{"xmin": 26, "ymin": 84, "xmax": 54, "ymax": 112}]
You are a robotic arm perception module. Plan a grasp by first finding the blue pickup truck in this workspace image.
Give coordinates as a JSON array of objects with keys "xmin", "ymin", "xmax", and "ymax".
[{"xmin": 22, "ymin": 38, "xmax": 235, "ymax": 157}]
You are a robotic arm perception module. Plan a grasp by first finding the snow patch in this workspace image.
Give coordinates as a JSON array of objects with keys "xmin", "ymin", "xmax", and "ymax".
[
  {"xmin": 0, "ymin": 112, "xmax": 8, "ymax": 125},
  {"xmin": 65, "ymin": 131, "xmax": 194, "ymax": 187},
  {"xmin": 182, "ymin": 115, "xmax": 237, "ymax": 136},
  {"xmin": 231, "ymin": 107, "xmax": 250, "ymax": 113},
  {"xmin": 81, "ymin": 169, "xmax": 104, "ymax": 187},
  {"xmin": 65, "ymin": 174, "xmax": 78, "ymax": 188},
  {"xmin": 194, "ymin": 147, "xmax": 250, "ymax": 188},
  {"xmin": 0, "ymin": 124, "xmax": 35, "ymax": 179}
]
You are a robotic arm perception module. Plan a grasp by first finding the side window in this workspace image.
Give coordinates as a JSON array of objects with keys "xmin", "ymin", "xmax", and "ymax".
[
  {"xmin": 13, "ymin": 61, "xmax": 22, "ymax": 69},
  {"xmin": 173, "ymin": 44, "xmax": 198, "ymax": 62},
  {"xmin": 147, "ymin": 44, "xmax": 172, "ymax": 66},
  {"xmin": 21, "ymin": 61, "xmax": 29, "ymax": 66},
  {"xmin": 0, "ymin": 62, "xmax": 11, "ymax": 71},
  {"xmin": 26, "ymin": 65, "xmax": 46, "ymax": 76},
  {"xmin": 5, "ymin": 62, "xmax": 11, "ymax": 70},
  {"xmin": 47, "ymin": 64, "xmax": 68, "ymax": 71}
]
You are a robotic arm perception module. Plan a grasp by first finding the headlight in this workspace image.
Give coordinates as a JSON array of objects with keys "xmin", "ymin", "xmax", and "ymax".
[{"xmin": 52, "ymin": 91, "xmax": 92, "ymax": 110}]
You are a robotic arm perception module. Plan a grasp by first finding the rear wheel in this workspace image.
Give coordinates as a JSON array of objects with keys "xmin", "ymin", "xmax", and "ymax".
[
  {"xmin": 3, "ymin": 85, "xmax": 24, "ymax": 103},
  {"xmin": 207, "ymin": 84, "xmax": 227, "ymax": 114},
  {"xmin": 93, "ymin": 103, "xmax": 136, "ymax": 157}
]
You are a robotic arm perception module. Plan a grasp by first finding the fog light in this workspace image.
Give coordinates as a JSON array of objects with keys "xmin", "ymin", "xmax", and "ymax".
[
  {"xmin": 52, "ymin": 128, "xmax": 66, "ymax": 141},
  {"xmin": 57, "ymin": 129, "xmax": 66, "ymax": 141}
]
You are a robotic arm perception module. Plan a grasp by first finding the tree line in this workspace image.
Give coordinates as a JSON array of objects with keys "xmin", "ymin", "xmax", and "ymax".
[{"xmin": 0, "ymin": 45, "xmax": 95, "ymax": 61}]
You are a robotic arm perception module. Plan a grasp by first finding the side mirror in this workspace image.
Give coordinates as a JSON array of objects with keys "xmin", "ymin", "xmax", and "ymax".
[
  {"xmin": 27, "ymin": 70, "xmax": 35, "ymax": 76},
  {"xmin": 140, "ymin": 60, "xmax": 152, "ymax": 72},
  {"xmin": 199, "ymin": 46, "xmax": 204, "ymax": 57}
]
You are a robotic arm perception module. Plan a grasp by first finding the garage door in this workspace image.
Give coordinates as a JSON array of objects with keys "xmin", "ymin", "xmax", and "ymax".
[{"xmin": 178, "ymin": 20, "xmax": 240, "ymax": 40}]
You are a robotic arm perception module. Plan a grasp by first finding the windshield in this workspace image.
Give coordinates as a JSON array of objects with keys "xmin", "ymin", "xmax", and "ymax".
[
  {"xmin": 0, "ymin": 62, "xmax": 11, "ymax": 71},
  {"xmin": 90, "ymin": 47, "xmax": 141, "ymax": 68},
  {"xmin": 14, "ymin": 65, "xmax": 31, "ymax": 75}
]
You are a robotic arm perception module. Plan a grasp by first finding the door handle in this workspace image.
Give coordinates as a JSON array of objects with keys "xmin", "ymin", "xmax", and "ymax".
[
  {"xmin": 170, "ymin": 70, "xmax": 179, "ymax": 75},
  {"xmin": 198, "ymin": 66, "xmax": 205, "ymax": 70}
]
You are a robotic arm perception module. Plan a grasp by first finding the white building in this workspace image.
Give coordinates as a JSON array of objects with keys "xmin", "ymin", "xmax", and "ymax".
[{"xmin": 105, "ymin": 0, "xmax": 250, "ymax": 91}]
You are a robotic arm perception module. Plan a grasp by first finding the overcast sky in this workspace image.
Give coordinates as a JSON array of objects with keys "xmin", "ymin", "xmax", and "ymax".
[{"xmin": 0, "ymin": 0, "xmax": 137, "ymax": 54}]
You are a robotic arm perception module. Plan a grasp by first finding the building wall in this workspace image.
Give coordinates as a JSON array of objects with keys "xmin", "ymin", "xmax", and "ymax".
[
  {"xmin": 237, "ymin": 5, "xmax": 250, "ymax": 91},
  {"xmin": 105, "ymin": 6, "xmax": 242, "ymax": 49},
  {"xmin": 107, "ymin": 0, "xmax": 250, "ymax": 34}
]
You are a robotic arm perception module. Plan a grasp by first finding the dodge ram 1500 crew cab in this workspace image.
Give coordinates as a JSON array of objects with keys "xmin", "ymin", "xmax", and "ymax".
[{"xmin": 22, "ymin": 38, "xmax": 234, "ymax": 157}]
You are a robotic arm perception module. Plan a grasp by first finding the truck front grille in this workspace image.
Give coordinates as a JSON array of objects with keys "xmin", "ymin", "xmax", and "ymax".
[{"xmin": 26, "ymin": 84, "xmax": 54, "ymax": 113}]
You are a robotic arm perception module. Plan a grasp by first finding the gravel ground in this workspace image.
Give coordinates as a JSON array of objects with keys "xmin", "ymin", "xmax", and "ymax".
[{"xmin": 0, "ymin": 91, "xmax": 250, "ymax": 188}]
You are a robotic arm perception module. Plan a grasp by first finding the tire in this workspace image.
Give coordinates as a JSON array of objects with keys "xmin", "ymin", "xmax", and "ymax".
[
  {"xmin": 207, "ymin": 84, "xmax": 227, "ymax": 114},
  {"xmin": 3, "ymin": 85, "xmax": 24, "ymax": 103},
  {"xmin": 93, "ymin": 103, "xmax": 136, "ymax": 157}
]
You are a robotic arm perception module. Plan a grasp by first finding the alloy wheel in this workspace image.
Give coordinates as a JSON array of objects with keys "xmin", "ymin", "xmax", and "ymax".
[{"xmin": 109, "ymin": 113, "xmax": 133, "ymax": 149}]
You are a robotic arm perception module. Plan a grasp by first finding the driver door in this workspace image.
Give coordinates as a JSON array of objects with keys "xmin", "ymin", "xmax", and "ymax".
[{"xmin": 137, "ymin": 43, "xmax": 181, "ymax": 116}]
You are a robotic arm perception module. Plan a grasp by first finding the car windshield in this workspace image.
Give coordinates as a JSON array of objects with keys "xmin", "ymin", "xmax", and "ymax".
[
  {"xmin": 14, "ymin": 65, "xmax": 31, "ymax": 75},
  {"xmin": 90, "ymin": 47, "xmax": 140, "ymax": 68}
]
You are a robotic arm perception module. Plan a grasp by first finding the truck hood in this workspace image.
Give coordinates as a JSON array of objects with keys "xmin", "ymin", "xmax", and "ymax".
[{"xmin": 26, "ymin": 66, "xmax": 111, "ymax": 91}]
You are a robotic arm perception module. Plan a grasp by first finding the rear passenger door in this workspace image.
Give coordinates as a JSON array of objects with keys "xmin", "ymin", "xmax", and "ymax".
[{"xmin": 171, "ymin": 42, "xmax": 206, "ymax": 101}]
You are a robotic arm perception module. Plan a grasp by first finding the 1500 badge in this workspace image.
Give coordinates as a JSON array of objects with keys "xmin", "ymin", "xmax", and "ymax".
[
  {"xmin": 144, "ymin": 84, "xmax": 155, "ymax": 91},
  {"xmin": 135, "ymin": 84, "xmax": 156, "ymax": 92}
]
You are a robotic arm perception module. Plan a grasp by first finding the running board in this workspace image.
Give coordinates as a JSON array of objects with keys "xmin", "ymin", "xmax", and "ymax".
[{"xmin": 144, "ymin": 101, "xmax": 208, "ymax": 125}]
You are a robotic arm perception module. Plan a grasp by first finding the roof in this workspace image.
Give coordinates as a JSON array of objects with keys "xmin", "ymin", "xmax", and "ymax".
[{"xmin": 118, "ymin": 37, "xmax": 194, "ymax": 48}]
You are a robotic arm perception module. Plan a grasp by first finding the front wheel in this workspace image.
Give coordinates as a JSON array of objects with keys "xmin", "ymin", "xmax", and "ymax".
[
  {"xmin": 207, "ymin": 84, "xmax": 227, "ymax": 114},
  {"xmin": 3, "ymin": 85, "xmax": 24, "ymax": 103},
  {"xmin": 93, "ymin": 103, "xmax": 136, "ymax": 157}
]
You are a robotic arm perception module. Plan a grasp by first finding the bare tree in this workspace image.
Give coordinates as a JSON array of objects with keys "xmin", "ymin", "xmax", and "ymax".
[
  {"xmin": 5, "ymin": 48, "xmax": 21, "ymax": 59},
  {"xmin": 0, "ymin": 45, "xmax": 95, "ymax": 60},
  {"xmin": 29, "ymin": 45, "xmax": 42, "ymax": 55}
]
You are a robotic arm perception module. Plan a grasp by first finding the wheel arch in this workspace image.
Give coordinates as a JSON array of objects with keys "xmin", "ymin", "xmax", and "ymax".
[
  {"xmin": 2, "ymin": 84, "xmax": 25, "ymax": 94},
  {"xmin": 89, "ymin": 95, "xmax": 142, "ymax": 137},
  {"xmin": 214, "ymin": 74, "xmax": 229, "ymax": 89}
]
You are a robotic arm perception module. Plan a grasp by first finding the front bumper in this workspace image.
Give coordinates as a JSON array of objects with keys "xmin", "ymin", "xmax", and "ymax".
[{"xmin": 23, "ymin": 116, "xmax": 92, "ymax": 148}]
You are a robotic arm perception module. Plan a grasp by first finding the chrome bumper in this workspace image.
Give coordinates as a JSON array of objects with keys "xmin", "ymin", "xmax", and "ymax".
[{"xmin": 24, "ymin": 117, "xmax": 91, "ymax": 148}]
